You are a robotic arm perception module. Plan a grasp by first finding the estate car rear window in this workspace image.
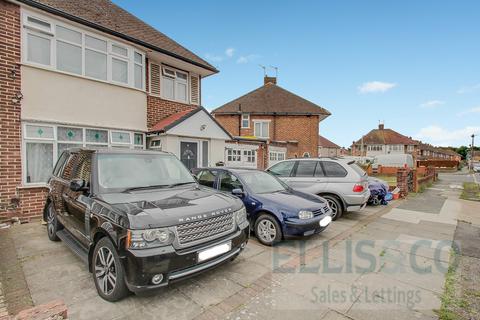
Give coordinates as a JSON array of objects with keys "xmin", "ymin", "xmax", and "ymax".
[
  {"xmin": 97, "ymin": 153, "xmax": 195, "ymax": 192},
  {"xmin": 295, "ymin": 161, "xmax": 317, "ymax": 177},
  {"xmin": 322, "ymin": 161, "xmax": 348, "ymax": 177}
]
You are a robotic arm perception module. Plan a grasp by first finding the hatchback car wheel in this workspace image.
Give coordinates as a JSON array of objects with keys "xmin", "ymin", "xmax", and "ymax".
[
  {"xmin": 92, "ymin": 237, "xmax": 129, "ymax": 301},
  {"xmin": 323, "ymin": 195, "xmax": 343, "ymax": 220},
  {"xmin": 255, "ymin": 214, "xmax": 282, "ymax": 246},
  {"xmin": 46, "ymin": 203, "xmax": 62, "ymax": 241}
]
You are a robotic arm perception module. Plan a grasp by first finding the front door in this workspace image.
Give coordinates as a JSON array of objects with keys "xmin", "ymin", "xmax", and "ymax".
[{"xmin": 180, "ymin": 141, "xmax": 198, "ymax": 170}]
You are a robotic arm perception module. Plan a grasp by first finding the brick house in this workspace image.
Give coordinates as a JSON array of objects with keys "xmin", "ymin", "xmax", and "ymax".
[
  {"xmin": 318, "ymin": 135, "xmax": 341, "ymax": 157},
  {"xmin": 351, "ymin": 123, "xmax": 418, "ymax": 157},
  {"xmin": 212, "ymin": 76, "xmax": 331, "ymax": 169},
  {"xmin": 0, "ymin": 0, "xmax": 224, "ymax": 222}
]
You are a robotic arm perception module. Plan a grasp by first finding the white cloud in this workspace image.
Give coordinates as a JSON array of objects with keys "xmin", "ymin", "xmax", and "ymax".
[
  {"xmin": 457, "ymin": 83, "xmax": 480, "ymax": 94},
  {"xmin": 415, "ymin": 125, "xmax": 480, "ymax": 146},
  {"xmin": 225, "ymin": 47, "xmax": 235, "ymax": 57},
  {"xmin": 457, "ymin": 106, "xmax": 480, "ymax": 117},
  {"xmin": 358, "ymin": 81, "xmax": 397, "ymax": 94},
  {"xmin": 420, "ymin": 100, "xmax": 445, "ymax": 108},
  {"xmin": 236, "ymin": 54, "xmax": 260, "ymax": 64}
]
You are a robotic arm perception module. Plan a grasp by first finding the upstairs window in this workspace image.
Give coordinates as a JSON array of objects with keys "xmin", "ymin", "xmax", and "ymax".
[
  {"xmin": 241, "ymin": 114, "xmax": 250, "ymax": 128},
  {"xmin": 22, "ymin": 12, "xmax": 145, "ymax": 90},
  {"xmin": 161, "ymin": 66, "xmax": 188, "ymax": 103},
  {"xmin": 254, "ymin": 121, "xmax": 269, "ymax": 138}
]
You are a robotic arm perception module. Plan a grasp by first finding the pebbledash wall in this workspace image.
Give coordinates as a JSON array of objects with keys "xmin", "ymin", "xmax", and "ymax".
[{"xmin": 0, "ymin": 1, "xmax": 45, "ymax": 222}]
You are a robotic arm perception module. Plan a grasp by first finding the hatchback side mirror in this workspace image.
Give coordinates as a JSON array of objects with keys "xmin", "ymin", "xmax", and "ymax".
[
  {"xmin": 232, "ymin": 188, "xmax": 244, "ymax": 197},
  {"xmin": 70, "ymin": 179, "xmax": 87, "ymax": 192}
]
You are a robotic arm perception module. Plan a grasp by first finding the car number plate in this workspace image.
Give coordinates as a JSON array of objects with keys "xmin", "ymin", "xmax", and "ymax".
[{"xmin": 198, "ymin": 241, "xmax": 232, "ymax": 262}]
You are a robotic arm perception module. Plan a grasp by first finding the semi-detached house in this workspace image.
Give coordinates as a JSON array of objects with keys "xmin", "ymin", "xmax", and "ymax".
[{"xmin": 0, "ymin": 0, "xmax": 230, "ymax": 222}]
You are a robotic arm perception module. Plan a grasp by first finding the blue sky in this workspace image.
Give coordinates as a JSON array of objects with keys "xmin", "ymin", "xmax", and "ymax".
[{"xmin": 114, "ymin": 0, "xmax": 480, "ymax": 148}]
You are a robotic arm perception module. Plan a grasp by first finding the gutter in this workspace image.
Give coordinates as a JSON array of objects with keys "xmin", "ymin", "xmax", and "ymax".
[{"xmin": 15, "ymin": 0, "xmax": 219, "ymax": 74}]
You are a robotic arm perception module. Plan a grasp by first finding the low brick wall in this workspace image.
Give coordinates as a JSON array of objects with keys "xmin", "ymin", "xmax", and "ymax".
[{"xmin": 367, "ymin": 165, "xmax": 400, "ymax": 176}]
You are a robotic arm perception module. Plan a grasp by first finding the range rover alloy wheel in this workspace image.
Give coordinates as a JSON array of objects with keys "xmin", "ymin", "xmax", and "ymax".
[
  {"xmin": 46, "ymin": 203, "xmax": 62, "ymax": 241},
  {"xmin": 255, "ymin": 214, "xmax": 282, "ymax": 246},
  {"xmin": 92, "ymin": 237, "xmax": 129, "ymax": 301}
]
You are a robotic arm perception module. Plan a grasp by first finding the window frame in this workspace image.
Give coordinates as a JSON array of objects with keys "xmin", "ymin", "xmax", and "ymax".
[
  {"xmin": 21, "ymin": 122, "xmax": 145, "ymax": 186},
  {"xmin": 253, "ymin": 120, "xmax": 270, "ymax": 138},
  {"xmin": 160, "ymin": 65, "xmax": 190, "ymax": 104},
  {"xmin": 241, "ymin": 113, "xmax": 250, "ymax": 128},
  {"xmin": 21, "ymin": 10, "xmax": 146, "ymax": 91}
]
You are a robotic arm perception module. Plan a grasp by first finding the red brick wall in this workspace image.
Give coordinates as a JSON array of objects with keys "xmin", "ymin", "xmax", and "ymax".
[
  {"xmin": 214, "ymin": 114, "xmax": 320, "ymax": 159},
  {"xmin": 0, "ymin": 1, "xmax": 48, "ymax": 222},
  {"xmin": 145, "ymin": 59, "xmax": 198, "ymax": 130}
]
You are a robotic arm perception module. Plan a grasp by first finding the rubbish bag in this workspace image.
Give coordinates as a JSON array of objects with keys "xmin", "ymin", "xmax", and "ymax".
[{"xmin": 368, "ymin": 181, "xmax": 388, "ymax": 206}]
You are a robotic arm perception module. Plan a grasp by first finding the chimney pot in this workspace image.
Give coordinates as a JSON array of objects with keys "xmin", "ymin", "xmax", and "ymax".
[
  {"xmin": 379, "ymin": 123, "xmax": 384, "ymax": 130},
  {"xmin": 264, "ymin": 76, "xmax": 277, "ymax": 85}
]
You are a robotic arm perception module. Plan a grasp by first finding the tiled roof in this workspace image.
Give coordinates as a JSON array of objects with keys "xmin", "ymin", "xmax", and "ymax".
[
  {"xmin": 355, "ymin": 128, "xmax": 418, "ymax": 146},
  {"xmin": 23, "ymin": 0, "xmax": 217, "ymax": 72},
  {"xmin": 211, "ymin": 83, "xmax": 331, "ymax": 117},
  {"xmin": 318, "ymin": 135, "xmax": 340, "ymax": 149},
  {"xmin": 150, "ymin": 108, "xmax": 198, "ymax": 133}
]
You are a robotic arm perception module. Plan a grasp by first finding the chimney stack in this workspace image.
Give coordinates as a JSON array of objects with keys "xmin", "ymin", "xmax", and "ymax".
[
  {"xmin": 378, "ymin": 121, "xmax": 384, "ymax": 130},
  {"xmin": 264, "ymin": 76, "xmax": 277, "ymax": 85}
]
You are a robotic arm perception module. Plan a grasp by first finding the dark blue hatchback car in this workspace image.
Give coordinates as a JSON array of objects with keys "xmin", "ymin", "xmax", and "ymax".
[{"xmin": 193, "ymin": 168, "xmax": 333, "ymax": 246}]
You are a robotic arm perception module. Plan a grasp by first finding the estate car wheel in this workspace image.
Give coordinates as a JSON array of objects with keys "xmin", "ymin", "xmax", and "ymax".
[
  {"xmin": 323, "ymin": 195, "xmax": 343, "ymax": 221},
  {"xmin": 46, "ymin": 203, "xmax": 62, "ymax": 241},
  {"xmin": 254, "ymin": 214, "xmax": 282, "ymax": 246},
  {"xmin": 92, "ymin": 237, "xmax": 129, "ymax": 302}
]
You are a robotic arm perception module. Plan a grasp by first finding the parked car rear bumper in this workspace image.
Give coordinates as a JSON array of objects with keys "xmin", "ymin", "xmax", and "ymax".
[
  {"xmin": 121, "ymin": 228, "xmax": 249, "ymax": 292},
  {"xmin": 344, "ymin": 190, "xmax": 371, "ymax": 212}
]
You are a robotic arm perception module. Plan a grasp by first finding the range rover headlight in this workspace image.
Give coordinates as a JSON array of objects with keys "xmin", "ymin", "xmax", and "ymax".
[
  {"xmin": 234, "ymin": 207, "xmax": 248, "ymax": 227},
  {"xmin": 127, "ymin": 228, "xmax": 174, "ymax": 249},
  {"xmin": 298, "ymin": 210, "xmax": 314, "ymax": 220}
]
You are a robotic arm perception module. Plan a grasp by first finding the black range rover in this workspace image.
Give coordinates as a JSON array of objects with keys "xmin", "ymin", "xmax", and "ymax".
[{"xmin": 44, "ymin": 148, "xmax": 249, "ymax": 301}]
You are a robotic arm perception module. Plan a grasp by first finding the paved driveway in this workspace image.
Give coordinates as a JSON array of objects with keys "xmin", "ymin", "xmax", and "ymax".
[{"xmin": 3, "ymin": 172, "xmax": 477, "ymax": 320}]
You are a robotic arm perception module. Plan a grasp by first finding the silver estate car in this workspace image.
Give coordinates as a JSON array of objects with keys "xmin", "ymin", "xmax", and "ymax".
[{"xmin": 267, "ymin": 158, "xmax": 370, "ymax": 220}]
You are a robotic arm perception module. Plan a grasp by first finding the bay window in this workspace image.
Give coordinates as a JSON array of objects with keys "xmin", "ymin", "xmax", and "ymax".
[
  {"xmin": 22, "ymin": 12, "xmax": 145, "ymax": 90},
  {"xmin": 22, "ymin": 123, "xmax": 145, "ymax": 185},
  {"xmin": 161, "ymin": 66, "xmax": 188, "ymax": 103}
]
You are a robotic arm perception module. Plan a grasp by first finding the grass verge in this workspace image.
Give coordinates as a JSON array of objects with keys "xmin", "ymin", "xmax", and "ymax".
[
  {"xmin": 436, "ymin": 249, "xmax": 463, "ymax": 320},
  {"xmin": 460, "ymin": 182, "xmax": 480, "ymax": 201}
]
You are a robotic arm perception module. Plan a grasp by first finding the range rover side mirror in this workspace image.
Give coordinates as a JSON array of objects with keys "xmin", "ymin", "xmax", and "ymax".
[
  {"xmin": 70, "ymin": 179, "xmax": 87, "ymax": 192},
  {"xmin": 232, "ymin": 188, "xmax": 244, "ymax": 197}
]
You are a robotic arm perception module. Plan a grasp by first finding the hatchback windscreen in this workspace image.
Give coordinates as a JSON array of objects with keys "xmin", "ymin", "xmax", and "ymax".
[
  {"xmin": 97, "ymin": 153, "xmax": 195, "ymax": 192},
  {"xmin": 238, "ymin": 171, "xmax": 287, "ymax": 194}
]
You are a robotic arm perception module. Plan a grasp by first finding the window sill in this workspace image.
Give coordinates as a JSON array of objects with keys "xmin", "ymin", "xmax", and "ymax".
[
  {"xmin": 18, "ymin": 183, "xmax": 48, "ymax": 189},
  {"xmin": 22, "ymin": 62, "xmax": 146, "ymax": 94}
]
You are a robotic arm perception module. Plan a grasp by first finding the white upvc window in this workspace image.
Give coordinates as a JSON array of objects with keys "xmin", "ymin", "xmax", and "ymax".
[
  {"xmin": 367, "ymin": 144, "xmax": 383, "ymax": 152},
  {"xmin": 22, "ymin": 10, "xmax": 145, "ymax": 90},
  {"xmin": 161, "ymin": 66, "xmax": 189, "ymax": 103},
  {"xmin": 226, "ymin": 149, "xmax": 242, "ymax": 162},
  {"xmin": 243, "ymin": 149, "xmax": 256, "ymax": 163},
  {"xmin": 241, "ymin": 114, "xmax": 250, "ymax": 128},
  {"xmin": 22, "ymin": 122, "xmax": 145, "ymax": 186},
  {"xmin": 254, "ymin": 121, "xmax": 270, "ymax": 138}
]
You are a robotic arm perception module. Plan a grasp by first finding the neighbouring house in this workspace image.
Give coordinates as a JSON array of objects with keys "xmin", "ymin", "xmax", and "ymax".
[
  {"xmin": 212, "ymin": 76, "xmax": 331, "ymax": 169},
  {"xmin": 351, "ymin": 123, "xmax": 418, "ymax": 157},
  {"xmin": 418, "ymin": 144, "xmax": 461, "ymax": 161},
  {"xmin": 0, "ymin": 0, "xmax": 222, "ymax": 222},
  {"xmin": 318, "ymin": 135, "xmax": 341, "ymax": 157}
]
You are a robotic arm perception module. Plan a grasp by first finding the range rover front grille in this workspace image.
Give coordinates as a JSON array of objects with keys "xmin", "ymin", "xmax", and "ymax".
[{"xmin": 176, "ymin": 212, "xmax": 235, "ymax": 246}]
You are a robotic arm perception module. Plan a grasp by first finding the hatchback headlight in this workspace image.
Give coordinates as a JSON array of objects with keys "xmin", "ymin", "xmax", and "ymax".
[
  {"xmin": 298, "ymin": 210, "xmax": 313, "ymax": 220},
  {"xmin": 127, "ymin": 228, "xmax": 174, "ymax": 249},
  {"xmin": 234, "ymin": 206, "xmax": 247, "ymax": 226}
]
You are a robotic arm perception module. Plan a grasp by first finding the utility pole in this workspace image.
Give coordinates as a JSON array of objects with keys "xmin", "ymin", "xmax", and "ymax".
[{"xmin": 471, "ymin": 134, "xmax": 476, "ymax": 170}]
